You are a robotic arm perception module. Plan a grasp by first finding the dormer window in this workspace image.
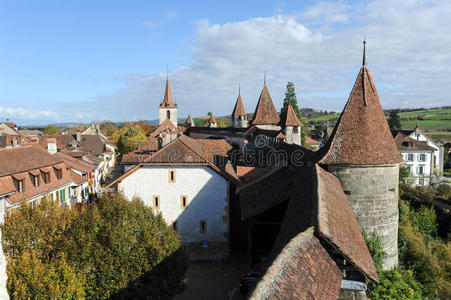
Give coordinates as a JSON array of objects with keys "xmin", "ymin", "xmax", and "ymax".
[
  {"xmin": 17, "ymin": 179, "xmax": 24, "ymax": 193},
  {"xmin": 402, "ymin": 141, "xmax": 412, "ymax": 147},
  {"xmin": 43, "ymin": 172, "xmax": 50, "ymax": 184},
  {"xmin": 33, "ymin": 175, "xmax": 40, "ymax": 187}
]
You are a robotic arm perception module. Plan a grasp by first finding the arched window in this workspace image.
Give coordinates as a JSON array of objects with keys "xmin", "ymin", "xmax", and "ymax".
[{"xmin": 167, "ymin": 110, "xmax": 171, "ymax": 119}]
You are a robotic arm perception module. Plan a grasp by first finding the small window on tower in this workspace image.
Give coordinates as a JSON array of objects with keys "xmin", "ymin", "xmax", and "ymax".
[
  {"xmin": 172, "ymin": 221, "xmax": 178, "ymax": 232},
  {"xmin": 200, "ymin": 220, "xmax": 207, "ymax": 234},
  {"xmin": 153, "ymin": 195, "xmax": 160, "ymax": 209},
  {"xmin": 167, "ymin": 110, "xmax": 171, "ymax": 119},
  {"xmin": 180, "ymin": 195, "xmax": 188, "ymax": 209}
]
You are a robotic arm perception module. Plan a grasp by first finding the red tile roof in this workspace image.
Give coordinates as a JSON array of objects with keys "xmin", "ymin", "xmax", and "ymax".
[
  {"xmin": 320, "ymin": 67, "xmax": 402, "ymax": 165},
  {"xmin": 316, "ymin": 165, "xmax": 378, "ymax": 282},
  {"xmin": 251, "ymin": 85, "xmax": 280, "ymax": 126},
  {"xmin": 394, "ymin": 133, "xmax": 436, "ymax": 151},
  {"xmin": 232, "ymin": 94, "xmax": 246, "ymax": 116},
  {"xmin": 159, "ymin": 79, "xmax": 177, "ymax": 109},
  {"xmin": 54, "ymin": 151, "xmax": 96, "ymax": 173},
  {"xmin": 278, "ymin": 104, "xmax": 302, "ymax": 127},
  {"xmin": 150, "ymin": 118, "xmax": 179, "ymax": 138},
  {"xmin": 306, "ymin": 135, "xmax": 321, "ymax": 145},
  {"xmin": 251, "ymin": 227, "xmax": 342, "ymax": 300}
]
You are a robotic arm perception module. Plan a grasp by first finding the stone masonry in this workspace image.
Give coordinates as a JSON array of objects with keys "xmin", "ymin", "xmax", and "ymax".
[{"xmin": 328, "ymin": 164, "xmax": 399, "ymax": 270}]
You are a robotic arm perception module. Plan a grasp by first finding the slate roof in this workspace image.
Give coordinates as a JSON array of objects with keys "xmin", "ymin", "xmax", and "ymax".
[
  {"xmin": 159, "ymin": 79, "xmax": 177, "ymax": 109},
  {"xmin": 278, "ymin": 104, "xmax": 302, "ymax": 127},
  {"xmin": 232, "ymin": 94, "xmax": 246, "ymax": 116},
  {"xmin": 319, "ymin": 67, "xmax": 402, "ymax": 165},
  {"xmin": 250, "ymin": 227, "xmax": 343, "ymax": 300},
  {"xmin": 394, "ymin": 133, "xmax": 436, "ymax": 151},
  {"xmin": 251, "ymin": 85, "xmax": 280, "ymax": 126}
]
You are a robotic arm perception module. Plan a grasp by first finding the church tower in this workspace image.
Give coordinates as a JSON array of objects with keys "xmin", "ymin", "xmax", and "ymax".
[
  {"xmin": 278, "ymin": 104, "xmax": 302, "ymax": 145},
  {"xmin": 231, "ymin": 86, "xmax": 248, "ymax": 128},
  {"xmin": 159, "ymin": 78, "xmax": 178, "ymax": 127},
  {"xmin": 319, "ymin": 40, "xmax": 402, "ymax": 270}
]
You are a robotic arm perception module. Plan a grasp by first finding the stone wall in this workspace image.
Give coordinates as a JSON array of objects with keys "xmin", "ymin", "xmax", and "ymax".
[{"xmin": 328, "ymin": 164, "xmax": 399, "ymax": 269}]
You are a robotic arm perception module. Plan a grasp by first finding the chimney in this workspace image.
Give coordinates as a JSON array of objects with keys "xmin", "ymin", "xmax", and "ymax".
[
  {"xmin": 96, "ymin": 122, "xmax": 100, "ymax": 133},
  {"xmin": 76, "ymin": 131, "xmax": 81, "ymax": 142},
  {"xmin": 47, "ymin": 138, "xmax": 57, "ymax": 154}
]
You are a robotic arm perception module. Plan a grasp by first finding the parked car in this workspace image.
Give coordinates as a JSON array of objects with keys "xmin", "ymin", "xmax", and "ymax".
[{"xmin": 239, "ymin": 271, "xmax": 259, "ymax": 294}]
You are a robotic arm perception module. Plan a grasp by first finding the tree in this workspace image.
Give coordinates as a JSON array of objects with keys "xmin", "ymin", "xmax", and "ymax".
[
  {"xmin": 100, "ymin": 121, "xmax": 118, "ymax": 136},
  {"xmin": 2, "ymin": 194, "xmax": 188, "ymax": 299},
  {"xmin": 115, "ymin": 125, "xmax": 147, "ymax": 154},
  {"xmin": 388, "ymin": 110, "xmax": 402, "ymax": 130},
  {"xmin": 43, "ymin": 124, "xmax": 60, "ymax": 135},
  {"xmin": 135, "ymin": 121, "xmax": 152, "ymax": 136},
  {"xmin": 281, "ymin": 82, "xmax": 306, "ymax": 146}
]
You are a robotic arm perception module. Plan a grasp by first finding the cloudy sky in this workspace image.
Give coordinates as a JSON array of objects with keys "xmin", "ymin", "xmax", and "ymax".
[{"xmin": 1, "ymin": 0, "xmax": 450, "ymax": 125}]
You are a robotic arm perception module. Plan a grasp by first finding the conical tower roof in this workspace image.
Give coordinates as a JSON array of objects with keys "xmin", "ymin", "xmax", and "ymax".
[
  {"xmin": 160, "ymin": 79, "xmax": 177, "ymax": 109},
  {"xmin": 208, "ymin": 114, "xmax": 217, "ymax": 124},
  {"xmin": 251, "ymin": 85, "xmax": 280, "ymax": 125},
  {"xmin": 278, "ymin": 104, "xmax": 302, "ymax": 127},
  {"xmin": 186, "ymin": 114, "xmax": 194, "ymax": 125},
  {"xmin": 232, "ymin": 94, "xmax": 246, "ymax": 117},
  {"xmin": 320, "ymin": 64, "xmax": 402, "ymax": 165}
]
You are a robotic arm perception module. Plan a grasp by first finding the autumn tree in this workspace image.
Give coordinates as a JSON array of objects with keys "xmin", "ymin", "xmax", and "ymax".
[
  {"xmin": 113, "ymin": 125, "xmax": 147, "ymax": 154},
  {"xmin": 43, "ymin": 124, "xmax": 60, "ymax": 135},
  {"xmin": 135, "ymin": 120, "xmax": 152, "ymax": 136},
  {"xmin": 100, "ymin": 121, "xmax": 118, "ymax": 136}
]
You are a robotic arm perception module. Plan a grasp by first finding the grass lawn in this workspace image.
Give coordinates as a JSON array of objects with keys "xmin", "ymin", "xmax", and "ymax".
[{"xmin": 401, "ymin": 119, "xmax": 451, "ymax": 130}]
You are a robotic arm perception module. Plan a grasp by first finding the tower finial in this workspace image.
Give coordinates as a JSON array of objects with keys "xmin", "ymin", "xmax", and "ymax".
[
  {"xmin": 362, "ymin": 36, "xmax": 367, "ymax": 67},
  {"xmin": 166, "ymin": 64, "xmax": 168, "ymax": 80},
  {"xmin": 238, "ymin": 82, "xmax": 241, "ymax": 96},
  {"xmin": 264, "ymin": 71, "xmax": 267, "ymax": 86}
]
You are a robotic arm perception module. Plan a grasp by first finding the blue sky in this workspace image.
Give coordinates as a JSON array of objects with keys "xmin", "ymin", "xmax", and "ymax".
[{"xmin": 1, "ymin": 0, "xmax": 450, "ymax": 125}]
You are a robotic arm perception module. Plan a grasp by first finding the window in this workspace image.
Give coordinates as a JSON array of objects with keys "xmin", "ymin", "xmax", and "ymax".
[
  {"xmin": 33, "ymin": 175, "xmax": 40, "ymax": 187},
  {"xmin": 180, "ymin": 195, "xmax": 188, "ymax": 209},
  {"xmin": 153, "ymin": 195, "xmax": 160, "ymax": 209},
  {"xmin": 407, "ymin": 154, "xmax": 414, "ymax": 162},
  {"xmin": 417, "ymin": 165, "xmax": 425, "ymax": 175},
  {"xmin": 172, "ymin": 221, "xmax": 178, "ymax": 232},
  {"xmin": 43, "ymin": 172, "xmax": 50, "ymax": 184},
  {"xmin": 56, "ymin": 169, "xmax": 63, "ymax": 180},
  {"xmin": 200, "ymin": 220, "xmax": 207, "ymax": 234},
  {"xmin": 168, "ymin": 170, "xmax": 176, "ymax": 183},
  {"xmin": 419, "ymin": 154, "xmax": 426, "ymax": 162},
  {"xmin": 166, "ymin": 110, "xmax": 171, "ymax": 119},
  {"xmin": 17, "ymin": 179, "xmax": 24, "ymax": 193}
]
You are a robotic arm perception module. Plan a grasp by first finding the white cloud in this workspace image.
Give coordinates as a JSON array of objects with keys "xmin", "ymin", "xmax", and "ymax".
[
  {"xmin": 0, "ymin": 106, "xmax": 59, "ymax": 120},
  {"xmin": 17, "ymin": 0, "xmax": 451, "ymax": 123}
]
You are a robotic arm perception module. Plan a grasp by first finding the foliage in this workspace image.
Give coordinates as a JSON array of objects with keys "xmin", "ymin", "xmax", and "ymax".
[
  {"xmin": 7, "ymin": 252, "xmax": 85, "ymax": 299},
  {"xmin": 366, "ymin": 268, "xmax": 423, "ymax": 300},
  {"xmin": 2, "ymin": 194, "xmax": 188, "ymax": 300},
  {"xmin": 388, "ymin": 110, "xmax": 402, "ymax": 130},
  {"xmin": 135, "ymin": 120, "xmax": 152, "ymax": 135},
  {"xmin": 409, "ymin": 205, "xmax": 438, "ymax": 242},
  {"xmin": 362, "ymin": 231, "xmax": 385, "ymax": 270},
  {"xmin": 436, "ymin": 184, "xmax": 451, "ymax": 198},
  {"xmin": 100, "ymin": 121, "xmax": 118, "ymax": 136},
  {"xmin": 217, "ymin": 120, "xmax": 227, "ymax": 128},
  {"xmin": 399, "ymin": 165, "xmax": 411, "ymax": 185},
  {"xmin": 300, "ymin": 127, "xmax": 306, "ymax": 147},
  {"xmin": 43, "ymin": 124, "xmax": 60, "ymax": 135},
  {"xmin": 112, "ymin": 125, "xmax": 147, "ymax": 154},
  {"xmin": 281, "ymin": 82, "xmax": 301, "ymax": 120}
]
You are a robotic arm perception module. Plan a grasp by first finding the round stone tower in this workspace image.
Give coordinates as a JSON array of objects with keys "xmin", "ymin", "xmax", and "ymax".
[{"xmin": 319, "ymin": 41, "xmax": 402, "ymax": 269}]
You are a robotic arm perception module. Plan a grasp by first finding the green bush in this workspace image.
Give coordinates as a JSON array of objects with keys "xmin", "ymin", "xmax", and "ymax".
[
  {"xmin": 2, "ymin": 193, "xmax": 188, "ymax": 299},
  {"xmin": 366, "ymin": 268, "xmax": 423, "ymax": 300},
  {"xmin": 409, "ymin": 205, "xmax": 438, "ymax": 242},
  {"xmin": 362, "ymin": 231, "xmax": 385, "ymax": 270}
]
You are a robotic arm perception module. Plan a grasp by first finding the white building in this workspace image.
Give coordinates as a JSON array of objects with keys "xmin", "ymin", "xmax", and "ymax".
[
  {"xmin": 394, "ymin": 133, "xmax": 436, "ymax": 186},
  {"xmin": 108, "ymin": 135, "xmax": 240, "ymax": 260},
  {"xmin": 408, "ymin": 126, "xmax": 445, "ymax": 174}
]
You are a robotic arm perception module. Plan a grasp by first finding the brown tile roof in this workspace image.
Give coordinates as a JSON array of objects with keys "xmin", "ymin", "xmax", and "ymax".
[
  {"xmin": 394, "ymin": 133, "xmax": 436, "ymax": 151},
  {"xmin": 208, "ymin": 114, "xmax": 217, "ymax": 124},
  {"xmin": 319, "ymin": 67, "xmax": 402, "ymax": 165},
  {"xmin": 108, "ymin": 135, "xmax": 240, "ymax": 187},
  {"xmin": 159, "ymin": 79, "xmax": 177, "ymax": 109},
  {"xmin": 306, "ymin": 135, "xmax": 321, "ymax": 145},
  {"xmin": 76, "ymin": 134, "xmax": 106, "ymax": 156},
  {"xmin": 150, "ymin": 118, "xmax": 179, "ymax": 138},
  {"xmin": 54, "ymin": 152, "xmax": 96, "ymax": 173},
  {"xmin": 39, "ymin": 135, "xmax": 77, "ymax": 150},
  {"xmin": 0, "ymin": 147, "xmax": 64, "ymax": 177},
  {"xmin": 250, "ymin": 227, "xmax": 342, "ymax": 300},
  {"xmin": 232, "ymin": 94, "xmax": 246, "ymax": 116},
  {"xmin": 0, "ymin": 147, "xmax": 75, "ymax": 205},
  {"xmin": 122, "ymin": 139, "xmax": 159, "ymax": 164},
  {"xmin": 316, "ymin": 165, "xmax": 378, "ymax": 282},
  {"xmin": 251, "ymin": 85, "xmax": 280, "ymax": 126},
  {"xmin": 278, "ymin": 104, "xmax": 302, "ymax": 127},
  {"xmin": 68, "ymin": 171, "xmax": 87, "ymax": 185}
]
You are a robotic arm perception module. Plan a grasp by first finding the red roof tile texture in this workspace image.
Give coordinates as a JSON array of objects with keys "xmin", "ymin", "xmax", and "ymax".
[
  {"xmin": 251, "ymin": 85, "xmax": 280, "ymax": 126},
  {"xmin": 394, "ymin": 133, "xmax": 436, "ymax": 151},
  {"xmin": 250, "ymin": 228, "xmax": 342, "ymax": 300},
  {"xmin": 54, "ymin": 152, "xmax": 96, "ymax": 173},
  {"xmin": 278, "ymin": 104, "xmax": 302, "ymax": 127},
  {"xmin": 208, "ymin": 114, "xmax": 217, "ymax": 124},
  {"xmin": 159, "ymin": 79, "xmax": 177, "ymax": 109},
  {"xmin": 316, "ymin": 165, "xmax": 378, "ymax": 282},
  {"xmin": 320, "ymin": 67, "xmax": 402, "ymax": 165},
  {"xmin": 150, "ymin": 119, "xmax": 179, "ymax": 138},
  {"xmin": 232, "ymin": 94, "xmax": 246, "ymax": 116}
]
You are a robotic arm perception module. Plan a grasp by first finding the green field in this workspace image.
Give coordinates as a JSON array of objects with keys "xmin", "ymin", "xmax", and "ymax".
[{"xmin": 401, "ymin": 119, "xmax": 451, "ymax": 130}]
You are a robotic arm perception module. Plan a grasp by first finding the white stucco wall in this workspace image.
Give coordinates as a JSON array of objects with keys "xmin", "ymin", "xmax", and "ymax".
[
  {"xmin": 400, "ymin": 150, "xmax": 434, "ymax": 185},
  {"xmin": 159, "ymin": 108, "xmax": 178, "ymax": 126},
  {"xmin": 120, "ymin": 165, "xmax": 228, "ymax": 244},
  {"xmin": 409, "ymin": 131, "xmax": 443, "ymax": 172}
]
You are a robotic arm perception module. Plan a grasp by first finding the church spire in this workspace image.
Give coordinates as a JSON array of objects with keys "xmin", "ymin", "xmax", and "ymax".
[{"xmin": 160, "ymin": 76, "xmax": 177, "ymax": 109}]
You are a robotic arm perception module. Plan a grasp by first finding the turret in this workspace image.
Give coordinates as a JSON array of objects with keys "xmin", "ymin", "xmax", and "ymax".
[
  {"xmin": 231, "ymin": 86, "xmax": 248, "ymax": 128},
  {"xmin": 159, "ymin": 78, "xmax": 178, "ymax": 127},
  {"xmin": 319, "ymin": 40, "xmax": 402, "ymax": 270},
  {"xmin": 278, "ymin": 104, "xmax": 302, "ymax": 145},
  {"xmin": 186, "ymin": 115, "xmax": 194, "ymax": 128},
  {"xmin": 251, "ymin": 84, "xmax": 280, "ymax": 131},
  {"xmin": 207, "ymin": 114, "xmax": 217, "ymax": 128}
]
